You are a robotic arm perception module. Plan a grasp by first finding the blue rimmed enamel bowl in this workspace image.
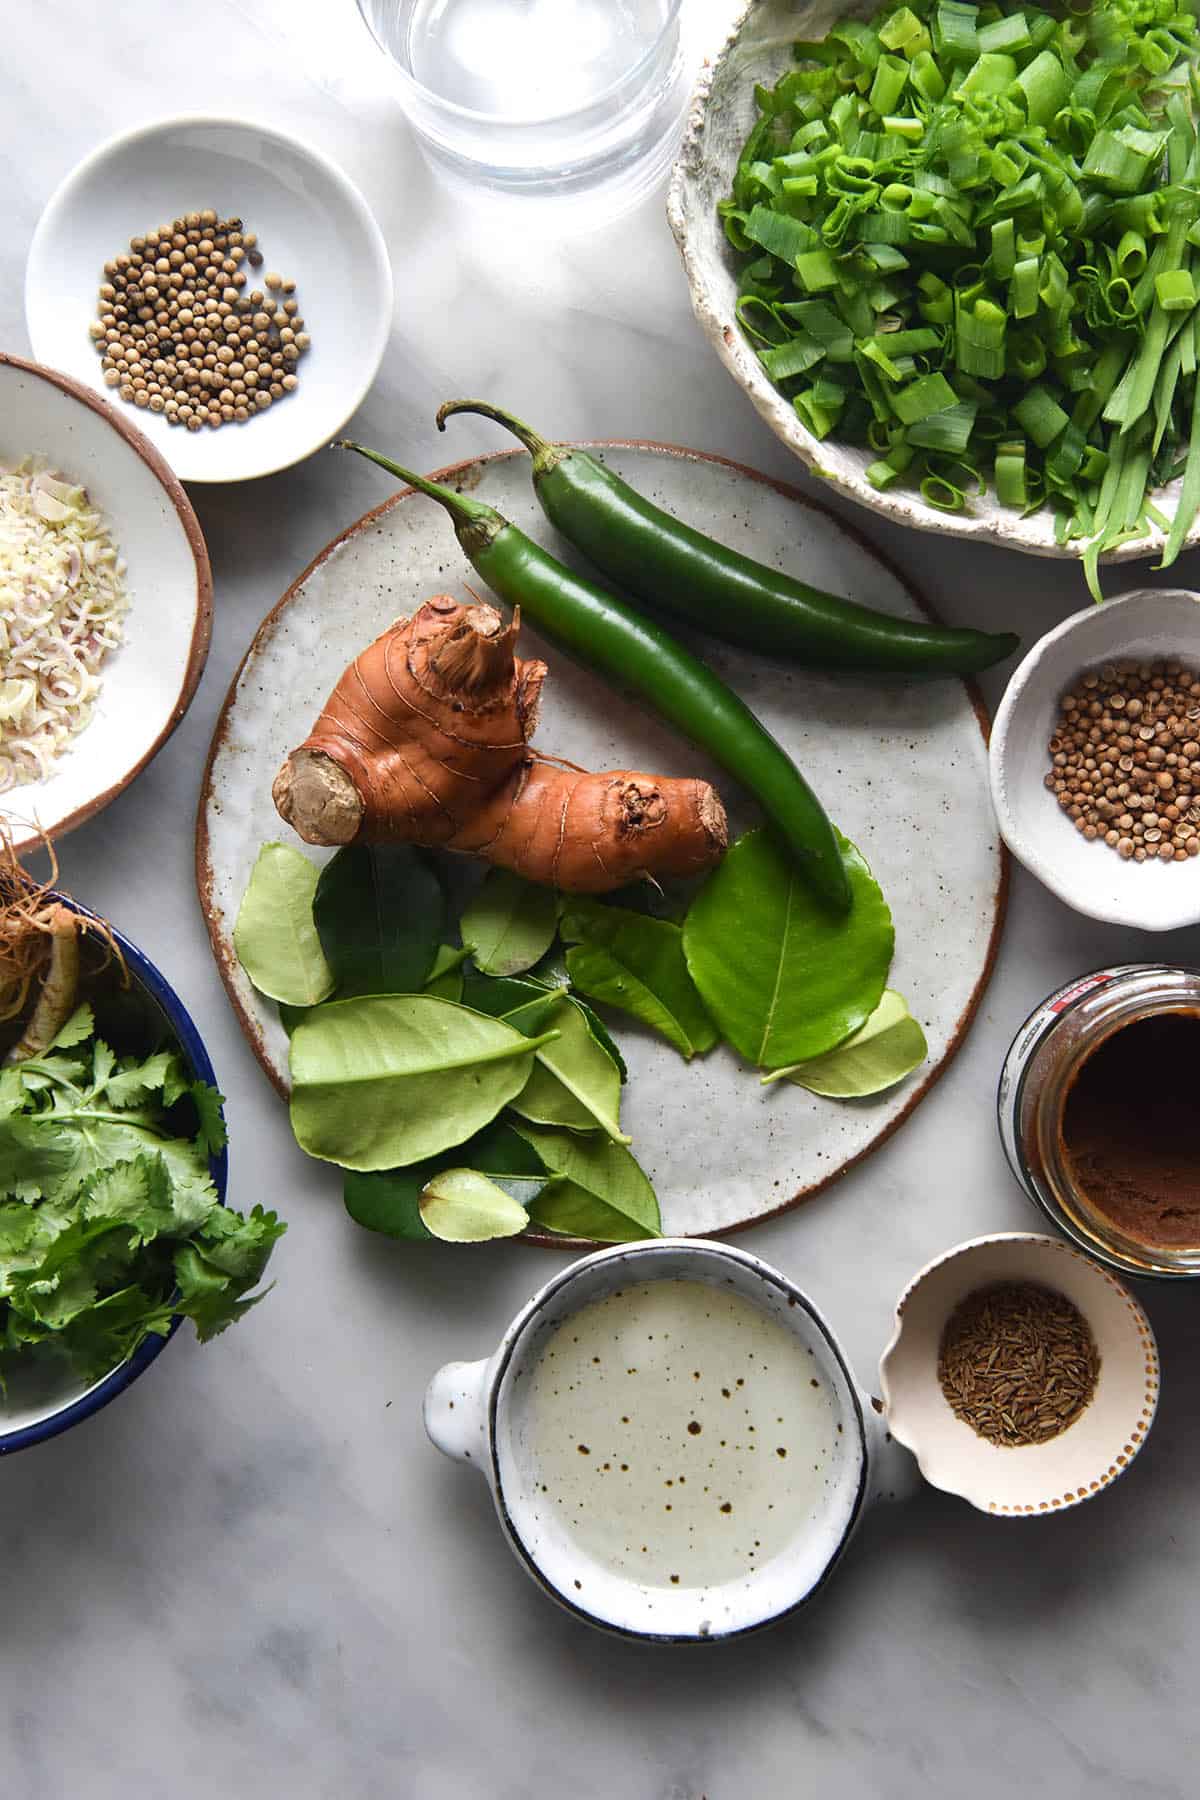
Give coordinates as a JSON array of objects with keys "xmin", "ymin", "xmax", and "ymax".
[{"xmin": 0, "ymin": 901, "xmax": 227, "ymax": 1455}]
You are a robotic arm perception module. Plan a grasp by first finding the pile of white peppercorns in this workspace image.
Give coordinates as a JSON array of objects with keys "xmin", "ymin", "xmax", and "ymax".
[
  {"xmin": 1045, "ymin": 659, "xmax": 1200, "ymax": 863},
  {"xmin": 88, "ymin": 210, "xmax": 310, "ymax": 430}
]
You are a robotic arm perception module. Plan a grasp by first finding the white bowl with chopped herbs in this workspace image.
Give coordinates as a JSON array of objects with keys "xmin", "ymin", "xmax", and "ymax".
[
  {"xmin": 0, "ymin": 354, "xmax": 211, "ymax": 855},
  {"xmin": 670, "ymin": 0, "xmax": 1200, "ymax": 583},
  {"xmin": 0, "ymin": 878, "xmax": 284, "ymax": 1455}
]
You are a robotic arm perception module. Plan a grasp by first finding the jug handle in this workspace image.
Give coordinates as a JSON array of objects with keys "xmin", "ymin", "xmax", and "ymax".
[
  {"xmin": 864, "ymin": 1394, "xmax": 921, "ymax": 1505},
  {"xmin": 424, "ymin": 1358, "xmax": 490, "ymax": 1469}
]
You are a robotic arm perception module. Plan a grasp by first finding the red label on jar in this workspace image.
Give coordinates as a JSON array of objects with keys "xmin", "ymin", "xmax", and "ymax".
[{"xmin": 1048, "ymin": 972, "xmax": 1118, "ymax": 1015}]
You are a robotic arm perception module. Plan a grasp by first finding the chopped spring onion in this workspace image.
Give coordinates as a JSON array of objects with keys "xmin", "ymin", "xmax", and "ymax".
[{"xmin": 723, "ymin": 0, "xmax": 1200, "ymax": 596}]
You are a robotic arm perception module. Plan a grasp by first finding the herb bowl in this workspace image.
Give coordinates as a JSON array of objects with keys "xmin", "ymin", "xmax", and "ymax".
[
  {"xmin": 667, "ymin": 0, "xmax": 1197, "ymax": 567},
  {"xmin": 989, "ymin": 587, "xmax": 1200, "ymax": 930},
  {"xmin": 0, "ymin": 900, "xmax": 228, "ymax": 1456},
  {"xmin": 25, "ymin": 116, "xmax": 393, "ymax": 484},
  {"xmin": 879, "ymin": 1233, "xmax": 1158, "ymax": 1517}
]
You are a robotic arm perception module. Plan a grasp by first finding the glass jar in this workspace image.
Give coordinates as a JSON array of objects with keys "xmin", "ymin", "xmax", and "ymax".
[{"xmin": 998, "ymin": 964, "xmax": 1200, "ymax": 1279}]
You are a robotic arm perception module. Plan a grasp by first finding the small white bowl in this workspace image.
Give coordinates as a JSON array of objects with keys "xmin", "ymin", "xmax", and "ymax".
[
  {"xmin": 880, "ymin": 1233, "xmax": 1159, "ymax": 1517},
  {"xmin": 0, "ymin": 353, "xmax": 211, "ymax": 852},
  {"xmin": 25, "ymin": 116, "xmax": 393, "ymax": 484},
  {"xmin": 990, "ymin": 588, "xmax": 1200, "ymax": 930}
]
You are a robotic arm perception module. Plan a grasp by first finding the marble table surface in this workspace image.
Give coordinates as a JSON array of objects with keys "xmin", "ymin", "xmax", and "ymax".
[{"xmin": 4, "ymin": 4, "xmax": 1200, "ymax": 1795}]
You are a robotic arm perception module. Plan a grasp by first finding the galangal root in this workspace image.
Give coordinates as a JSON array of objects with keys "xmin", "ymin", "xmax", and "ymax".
[{"xmin": 272, "ymin": 596, "xmax": 728, "ymax": 892}]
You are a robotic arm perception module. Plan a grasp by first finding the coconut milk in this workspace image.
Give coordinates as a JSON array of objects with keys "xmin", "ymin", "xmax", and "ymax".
[{"xmin": 523, "ymin": 1278, "xmax": 840, "ymax": 1590}]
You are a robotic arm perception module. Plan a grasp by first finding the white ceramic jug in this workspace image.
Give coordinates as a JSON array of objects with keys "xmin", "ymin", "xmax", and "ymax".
[{"xmin": 426, "ymin": 1238, "xmax": 918, "ymax": 1642}]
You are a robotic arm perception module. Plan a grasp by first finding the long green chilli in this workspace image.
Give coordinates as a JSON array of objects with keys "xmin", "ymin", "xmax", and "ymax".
[
  {"xmin": 724, "ymin": 0, "xmax": 1200, "ymax": 596},
  {"xmin": 337, "ymin": 442, "xmax": 853, "ymax": 914},
  {"xmin": 435, "ymin": 399, "xmax": 1018, "ymax": 676}
]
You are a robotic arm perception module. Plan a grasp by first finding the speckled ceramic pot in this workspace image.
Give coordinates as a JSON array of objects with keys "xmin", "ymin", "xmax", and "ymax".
[{"xmin": 425, "ymin": 1238, "xmax": 917, "ymax": 1642}]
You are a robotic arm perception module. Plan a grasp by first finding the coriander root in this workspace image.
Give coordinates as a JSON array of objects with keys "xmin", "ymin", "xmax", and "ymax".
[
  {"xmin": 272, "ymin": 597, "xmax": 728, "ymax": 892},
  {"xmin": 0, "ymin": 824, "xmax": 121, "ymax": 1062}
]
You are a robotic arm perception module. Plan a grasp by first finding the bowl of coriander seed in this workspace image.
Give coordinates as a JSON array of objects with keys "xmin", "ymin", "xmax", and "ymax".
[
  {"xmin": 25, "ymin": 116, "xmax": 393, "ymax": 483},
  {"xmin": 989, "ymin": 588, "xmax": 1200, "ymax": 931}
]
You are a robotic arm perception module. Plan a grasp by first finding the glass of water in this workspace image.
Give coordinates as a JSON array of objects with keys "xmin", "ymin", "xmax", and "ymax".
[{"xmin": 355, "ymin": 0, "xmax": 688, "ymax": 211}]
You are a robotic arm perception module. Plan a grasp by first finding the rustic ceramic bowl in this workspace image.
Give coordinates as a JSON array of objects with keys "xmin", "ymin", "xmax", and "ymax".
[
  {"xmin": 0, "ymin": 900, "xmax": 229, "ymax": 1455},
  {"xmin": 667, "ymin": 0, "xmax": 1193, "ymax": 567},
  {"xmin": 880, "ymin": 1233, "xmax": 1158, "ymax": 1516},
  {"xmin": 989, "ymin": 588, "xmax": 1200, "ymax": 930},
  {"xmin": 0, "ymin": 353, "xmax": 211, "ymax": 854},
  {"xmin": 26, "ymin": 115, "xmax": 393, "ymax": 483}
]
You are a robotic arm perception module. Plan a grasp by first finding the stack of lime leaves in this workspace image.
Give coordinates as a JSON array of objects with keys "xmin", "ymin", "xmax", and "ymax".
[
  {"xmin": 722, "ymin": 0, "xmax": 1200, "ymax": 593},
  {"xmin": 234, "ymin": 832, "xmax": 927, "ymax": 1246}
]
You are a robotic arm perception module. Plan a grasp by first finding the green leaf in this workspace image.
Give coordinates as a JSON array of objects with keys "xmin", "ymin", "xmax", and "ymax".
[
  {"xmin": 461, "ymin": 870, "xmax": 559, "ymax": 977},
  {"xmin": 419, "ymin": 1169, "xmax": 529, "ymax": 1241},
  {"xmin": 462, "ymin": 968, "xmax": 628, "ymax": 1083},
  {"xmin": 45, "ymin": 1003, "xmax": 94, "ymax": 1053},
  {"xmin": 187, "ymin": 1082, "xmax": 228, "ymax": 1157},
  {"xmin": 511, "ymin": 1122, "xmax": 660, "ymax": 1242},
  {"xmin": 767, "ymin": 990, "xmax": 927, "ymax": 1096},
  {"xmin": 234, "ymin": 842, "xmax": 335, "ymax": 1007},
  {"xmin": 507, "ymin": 995, "xmax": 628, "ymax": 1141},
  {"xmin": 423, "ymin": 943, "xmax": 470, "ymax": 1001},
  {"xmin": 103, "ymin": 1051, "xmax": 183, "ymax": 1109},
  {"xmin": 174, "ymin": 1203, "xmax": 285, "ymax": 1340},
  {"xmin": 343, "ymin": 1121, "xmax": 548, "ymax": 1240},
  {"xmin": 288, "ymin": 995, "xmax": 557, "ymax": 1171},
  {"xmin": 313, "ymin": 844, "xmax": 445, "ymax": 998},
  {"xmin": 560, "ymin": 899, "xmax": 717, "ymax": 1059},
  {"xmin": 683, "ymin": 827, "xmax": 894, "ymax": 1069}
]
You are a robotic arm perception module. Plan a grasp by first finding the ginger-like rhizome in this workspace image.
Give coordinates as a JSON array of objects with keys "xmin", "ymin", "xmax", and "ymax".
[{"xmin": 272, "ymin": 596, "xmax": 728, "ymax": 893}]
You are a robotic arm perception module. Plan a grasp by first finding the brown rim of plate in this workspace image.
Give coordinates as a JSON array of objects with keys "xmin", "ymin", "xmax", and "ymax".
[
  {"xmin": 195, "ymin": 440, "xmax": 1010, "ymax": 1247},
  {"xmin": 0, "ymin": 351, "xmax": 214, "ymax": 852}
]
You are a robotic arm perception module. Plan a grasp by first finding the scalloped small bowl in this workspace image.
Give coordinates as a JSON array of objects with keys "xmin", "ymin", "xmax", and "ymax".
[
  {"xmin": 667, "ymin": 0, "xmax": 1196, "ymax": 567},
  {"xmin": 879, "ymin": 1233, "xmax": 1158, "ymax": 1517},
  {"xmin": 989, "ymin": 587, "xmax": 1200, "ymax": 930},
  {"xmin": 0, "ymin": 901, "xmax": 228, "ymax": 1456}
]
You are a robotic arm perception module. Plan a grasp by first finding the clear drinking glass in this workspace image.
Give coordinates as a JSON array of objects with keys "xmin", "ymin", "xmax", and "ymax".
[{"xmin": 355, "ymin": 0, "xmax": 688, "ymax": 211}]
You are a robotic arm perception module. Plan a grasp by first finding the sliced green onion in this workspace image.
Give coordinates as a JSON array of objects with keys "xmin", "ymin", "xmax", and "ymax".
[
  {"xmin": 1156, "ymin": 268, "xmax": 1197, "ymax": 311},
  {"xmin": 995, "ymin": 440, "xmax": 1028, "ymax": 507},
  {"xmin": 795, "ymin": 249, "xmax": 840, "ymax": 291},
  {"xmin": 1013, "ymin": 384, "xmax": 1071, "ymax": 448},
  {"xmin": 906, "ymin": 400, "xmax": 978, "ymax": 451},
  {"xmin": 1015, "ymin": 47, "xmax": 1068, "ymax": 126},
  {"xmin": 955, "ymin": 297, "xmax": 1006, "ymax": 378},
  {"xmin": 978, "ymin": 13, "xmax": 1030, "ymax": 55},
  {"xmin": 727, "ymin": 0, "xmax": 1200, "ymax": 575},
  {"xmin": 760, "ymin": 335, "xmax": 826, "ymax": 380}
]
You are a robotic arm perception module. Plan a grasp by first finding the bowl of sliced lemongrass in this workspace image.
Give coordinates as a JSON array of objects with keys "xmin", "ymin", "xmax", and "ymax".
[
  {"xmin": 0, "ymin": 353, "xmax": 211, "ymax": 851},
  {"xmin": 670, "ymin": 0, "xmax": 1200, "ymax": 583}
]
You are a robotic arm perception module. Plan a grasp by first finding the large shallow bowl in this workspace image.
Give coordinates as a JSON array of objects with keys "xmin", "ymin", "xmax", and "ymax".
[
  {"xmin": 0, "ymin": 354, "xmax": 211, "ymax": 854},
  {"xmin": 0, "ymin": 901, "xmax": 229, "ymax": 1455},
  {"xmin": 26, "ymin": 116, "xmax": 393, "ymax": 484},
  {"xmin": 667, "ymin": 0, "xmax": 1189, "ymax": 567}
]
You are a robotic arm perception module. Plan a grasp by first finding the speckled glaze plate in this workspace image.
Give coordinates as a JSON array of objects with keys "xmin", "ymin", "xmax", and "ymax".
[{"xmin": 196, "ymin": 444, "xmax": 1006, "ymax": 1241}]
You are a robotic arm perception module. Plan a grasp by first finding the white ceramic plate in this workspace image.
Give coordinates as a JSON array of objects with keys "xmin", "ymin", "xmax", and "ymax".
[
  {"xmin": 0, "ymin": 354, "xmax": 211, "ymax": 853},
  {"xmin": 26, "ymin": 115, "xmax": 393, "ymax": 484},
  {"xmin": 667, "ymin": 0, "xmax": 1193, "ymax": 567},
  {"xmin": 196, "ymin": 443, "xmax": 1005, "ymax": 1240},
  {"xmin": 990, "ymin": 588, "xmax": 1200, "ymax": 930}
]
